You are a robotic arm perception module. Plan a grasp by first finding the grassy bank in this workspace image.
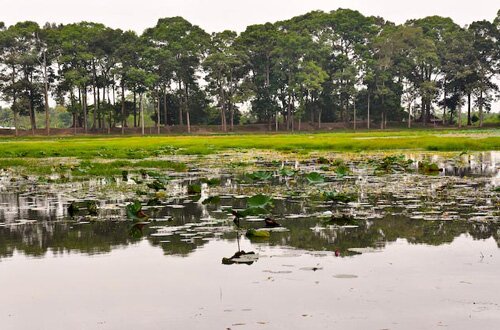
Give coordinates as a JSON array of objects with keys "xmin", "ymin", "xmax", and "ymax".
[{"xmin": 0, "ymin": 129, "xmax": 498, "ymax": 159}]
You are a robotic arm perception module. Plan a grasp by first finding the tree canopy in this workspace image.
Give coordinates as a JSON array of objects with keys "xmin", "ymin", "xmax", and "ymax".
[{"xmin": 0, "ymin": 9, "xmax": 499, "ymax": 134}]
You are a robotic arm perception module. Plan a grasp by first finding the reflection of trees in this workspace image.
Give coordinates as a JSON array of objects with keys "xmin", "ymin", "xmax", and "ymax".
[
  {"xmin": 148, "ymin": 234, "xmax": 207, "ymax": 256},
  {"xmin": 264, "ymin": 216, "xmax": 500, "ymax": 254},
  {"xmin": 0, "ymin": 222, "xmax": 141, "ymax": 259},
  {"xmin": 0, "ymin": 216, "xmax": 499, "ymax": 260}
]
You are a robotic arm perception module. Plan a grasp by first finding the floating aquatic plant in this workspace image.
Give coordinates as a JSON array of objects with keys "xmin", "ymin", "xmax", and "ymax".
[
  {"xmin": 187, "ymin": 183, "xmax": 202, "ymax": 194},
  {"xmin": 126, "ymin": 201, "xmax": 149, "ymax": 221},
  {"xmin": 232, "ymin": 194, "xmax": 274, "ymax": 218},
  {"xmin": 86, "ymin": 201, "xmax": 99, "ymax": 216},
  {"xmin": 279, "ymin": 168, "xmax": 298, "ymax": 177},
  {"xmin": 245, "ymin": 229, "xmax": 270, "ymax": 238},
  {"xmin": 147, "ymin": 180, "xmax": 166, "ymax": 191},
  {"xmin": 373, "ymin": 155, "xmax": 413, "ymax": 173},
  {"xmin": 200, "ymin": 178, "xmax": 221, "ymax": 186},
  {"xmin": 334, "ymin": 164, "xmax": 350, "ymax": 177},
  {"xmin": 202, "ymin": 195, "xmax": 221, "ymax": 205},
  {"xmin": 323, "ymin": 191, "xmax": 357, "ymax": 203},
  {"xmin": 246, "ymin": 171, "xmax": 273, "ymax": 181},
  {"xmin": 247, "ymin": 194, "xmax": 273, "ymax": 209},
  {"xmin": 305, "ymin": 172, "xmax": 325, "ymax": 184},
  {"xmin": 418, "ymin": 161, "xmax": 441, "ymax": 174}
]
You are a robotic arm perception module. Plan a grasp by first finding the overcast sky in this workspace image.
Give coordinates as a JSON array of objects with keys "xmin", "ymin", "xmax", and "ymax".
[{"xmin": 2, "ymin": 0, "xmax": 499, "ymax": 33}]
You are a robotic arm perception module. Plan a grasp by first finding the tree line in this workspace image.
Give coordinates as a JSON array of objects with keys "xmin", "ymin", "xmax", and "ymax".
[{"xmin": 0, "ymin": 9, "xmax": 499, "ymax": 135}]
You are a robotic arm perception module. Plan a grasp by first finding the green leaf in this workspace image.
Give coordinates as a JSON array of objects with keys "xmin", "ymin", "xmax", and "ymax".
[
  {"xmin": 279, "ymin": 168, "xmax": 297, "ymax": 177},
  {"xmin": 86, "ymin": 201, "xmax": 99, "ymax": 216},
  {"xmin": 323, "ymin": 191, "xmax": 357, "ymax": 203},
  {"xmin": 246, "ymin": 229, "xmax": 270, "ymax": 238},
  {"xmin": 305, "ymin": 172, "xmax": 325, "ymax": 184},
  {"xmin": 200, "ymin": 178, "xmax": 221, "ymax": 186},
  {"xmin": 147, "ymin": 180, "xmax": 166, "ymax": 191},
  {"xmin": 202, "ymin": 195, "xmax": 221, "ymax": 205},
  {"xmin": 247, "ymin": 194, "xmax": 273, "ymax": 208},
  {"xmin": 126, "ymin": 201, "xmax": 149, "ymax": 221},
  {"xmin": 187, "ymin": 184, "xmax": 202, "ymax": 194},
  {"xmin": 247, "ymin": 171, "xmax": 273, "ymax": 181}
]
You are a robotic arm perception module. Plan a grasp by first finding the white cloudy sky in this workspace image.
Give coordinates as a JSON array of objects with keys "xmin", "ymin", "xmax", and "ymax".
[{"xmin": 2, "ymin": 0, "xmax": 499, "ymax": 33}]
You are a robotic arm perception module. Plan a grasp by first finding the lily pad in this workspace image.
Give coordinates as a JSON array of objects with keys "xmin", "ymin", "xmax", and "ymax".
[
  {"xmin": 247, "ymin": 194, "xmax": 273, "ymax": 209},
  {"xmin": 305, "ymin": 172, "xmax": 325, "ymax": 184},
  {"xmin": 246, "ymin": 229, "xmax": 270, "ymax": 238}
]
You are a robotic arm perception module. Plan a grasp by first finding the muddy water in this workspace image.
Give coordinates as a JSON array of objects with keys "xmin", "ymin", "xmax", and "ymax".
[{"xmin": 0, "ymin": 152, "xmax": 499, "ymax": 329}]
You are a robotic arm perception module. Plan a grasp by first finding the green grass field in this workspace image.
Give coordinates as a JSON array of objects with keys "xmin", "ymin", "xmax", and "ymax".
[
  {"xmin": 0, "ymin": 128, "xmax": 498, "ymax": 182},
  {"xmin": 0, "ymin": 129, "xmax": 498, "ymax": 160}
]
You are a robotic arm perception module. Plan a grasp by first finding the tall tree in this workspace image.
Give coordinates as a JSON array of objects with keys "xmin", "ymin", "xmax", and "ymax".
[{"xmin": 144, "ymin": 17, "xmax": 210, "ymax": 133}]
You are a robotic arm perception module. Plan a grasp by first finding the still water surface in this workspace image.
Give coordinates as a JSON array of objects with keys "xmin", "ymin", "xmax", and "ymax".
[{"xmin": 0, "ymin": 152, "xmax": 499, "ymax": 329}]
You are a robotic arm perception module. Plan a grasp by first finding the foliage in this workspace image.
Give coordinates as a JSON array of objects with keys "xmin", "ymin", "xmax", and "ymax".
[
  {"xmin": 323, "ymin": 191, "xmax": 357, "ymax": 203},
  {"xmin": 247, "ymin": 194, "xmax": 273, "ymax": 209},
  {"xmin": 418, "ymin": 161, "xmax": 441, "ymax": 174},
  {"xmin": 305, "ymin": 172, "xmax": 325, "ymax": 184},
  {"xmin": 1, "ymin": 9, "xmax": 499, "ymax": 132},
  {"xmin": 126, "ymin": 200, "xmax": 149, "ymax": 221},
  {"xmin": 187, "ymin": 183, "xmax": 202, "ymax": 194},
  {"xmin": 245, "ymin": 229, "xmax": 270, "ymax": 238},
  {"xmin": 279, "ymin": 168, "xmax": 298, "ymax": 177},
  {"xmin": 246, "ymin": 171, "xmax": 273, "ymax": 181},
  {"xmin": 373, "ymin": 155, "xmax": 413, "ymax": 173},
  {"xmin": 232, "ymin": 194, "xmax": 273, "ymax": 218}
]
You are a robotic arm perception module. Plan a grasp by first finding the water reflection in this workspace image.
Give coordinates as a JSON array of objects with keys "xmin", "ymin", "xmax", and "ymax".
[
  {"xmin": 1, "ymin": 215, "xmax": 499, "ymax": 261},
  {"xmin": 0, "ymin": 151, "xmax": 498, "ymax": 261}
]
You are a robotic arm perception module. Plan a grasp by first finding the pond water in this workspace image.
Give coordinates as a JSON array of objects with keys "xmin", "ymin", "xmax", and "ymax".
[{"xmin": 0, "ymin": 151, "xmax": 499, "ymax": 329}]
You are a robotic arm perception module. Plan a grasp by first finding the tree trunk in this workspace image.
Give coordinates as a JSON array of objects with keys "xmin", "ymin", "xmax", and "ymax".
[
  {"xmin": 408, "ymin": 102, "xmax": 412, "ymax": 129},
  {"xmin": 121, "ymin": 84, "xmax": 125, "ymax": 135},
  {"xmin": 92, "ymin": 86, "xmax": 96, "ymax": 130},
  {"xmin": 133, "ymin": 91, "xmax": 137, "ymax": 128},
  {"xmin": 157, "ymin": 96, "xmax": 161, "ymax": 134},
  {"xmin": 186, "ymin": 105, "xmax": 191, "ymax": 133},
  {"xmin": 178, "ymin": 81, "xmax": 184, "ymax": 126},
  {"xmin": 185, "ymin": 84, "xmax": 191, "ymax": 133},
  {"xmin": 71, "ymin": 90, "xmax": 77, "ymax": 135},
  {"xmin": 479, "ymin": 90, "xmax": 483, "ymax": 128},
  {"xmin": 353, "ymin": 97, "xmax": 356, "ymax": 131},
  {"xmin": 275, "ymin": 110, "xmax": 279, "ymax": 132},
  {"xmin": 422, "ymin": 100, "xmax": 427, "ymax": 127},
  {"xmin": 286, "ymin": 94, "xmax": 291, "ymax": 131},
  {"xmin": 43, "ymin": 52, "xmax": 50, "ymax": 136},
  {"xmin": 442, "ymin": 85, "xmax": 446, "ymax": 126},
  {"xmin": 381, "ymin": 96, "xmax": 386, "ymax": 130},
  {"xmin": 97, "ymin": 86, "xmax": 101, "ymax": 129},
  {"xmin": 92, "ymin": 61, "xmax": 97, "ymax": 129},
  {"xmin": 467, "ymin": 93, "xmax": 472, "ymax": 126},
  {"xmin": 458, "ymin": 100, "xmax": 462, "ymax": 128},
  {"xmin": 367, "ymin": 92, "xmax": 370, "ymax": 129},
  {"xmin": 28, "ymin": 86, "xmax": 35, "ymax": 135},
  {"xmin": 220, "ymin": 87, "xmax": 226, "ymax": 132},
  {"xmin": 230, "ymin": 103, "xmax": 234, "ymax": 131},
  {"xmin": 13, "ymin": 107, "xmax": 18, "ymax": 137},
  {"xmin": 81, "ymin": 87, "xmax": 88, "ymax": 133},
  {"xmin": 140, "ymin": 93, "xmax": 145, "ymax": 136},
  {"xmin": 318, "ymin": 109, "xmax": 322, "ymax": 129},
  {"xmin": 163, "ymin": 92, "xmax": 167, "ymax": 129}
]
